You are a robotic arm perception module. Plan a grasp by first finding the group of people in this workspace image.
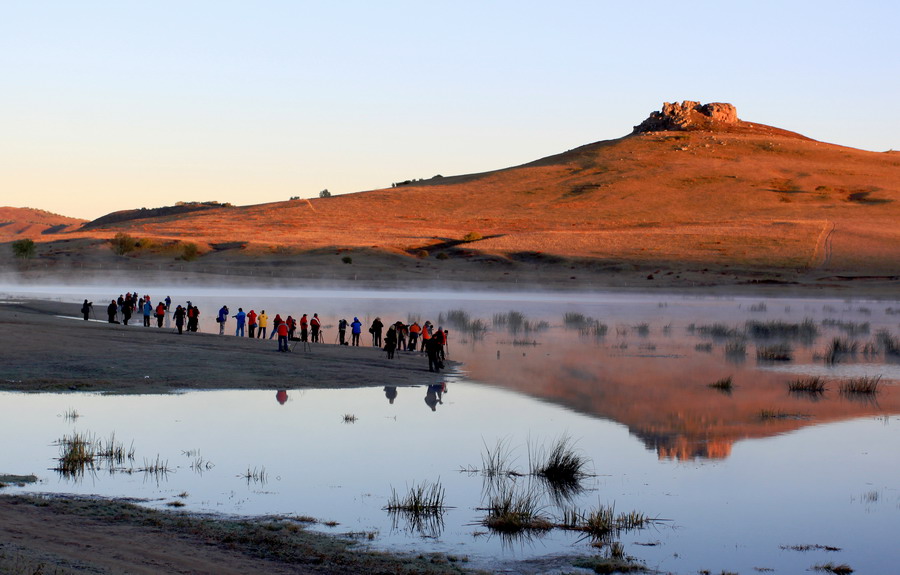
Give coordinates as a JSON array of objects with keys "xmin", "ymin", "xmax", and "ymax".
[{"xmin": 87, "ymin": 293, "xmax": 450, "ymax": 372}]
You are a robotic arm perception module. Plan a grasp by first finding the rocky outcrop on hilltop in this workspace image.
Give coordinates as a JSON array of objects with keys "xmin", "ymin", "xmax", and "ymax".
[{"xmin": 633, "ymin": 100, "xmax": 739, "ymax": 133}]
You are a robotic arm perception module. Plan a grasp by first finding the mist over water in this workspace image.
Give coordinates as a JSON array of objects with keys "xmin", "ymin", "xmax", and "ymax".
[{"xmin": 2, "ymin": 282, "xmax": 899, "ymax": 574}]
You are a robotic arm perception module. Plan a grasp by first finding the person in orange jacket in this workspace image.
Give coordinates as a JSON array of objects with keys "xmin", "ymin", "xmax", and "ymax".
[{"xmin": 247, "ymin": 310, "xmax": 258, "ymax": 338}]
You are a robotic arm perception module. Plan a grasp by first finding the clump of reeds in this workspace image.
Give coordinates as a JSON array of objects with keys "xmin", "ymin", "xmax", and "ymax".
[
  {"xmin": 839, "ymin": 376, "xmax": 881, "ymax": 395},
  {"xmin": 725, "ymin": 340, "xmax": 746, "ymax": 356},
  {"xmin": 242, "ymin": 465, "xmax": 266, "ymax": 483},
  {"xmin": 96, "ymin": 432, "xmax": 134, "ymax": 465},
  {"xmin": 385, "ymin": 480, "xmax": 447, "ymax": 515},
  {"xmin": 580, "ymin": 320, "xmax": 609, "ymax": 338},
  {"xmin": 530, "ymin": 436, "xmax": 589, "ymax": 486},
  {"xmin": 812, "ymin": 562, "xmax": 854, "ymax": 575},
  {"xmin": 823, "ymin": 337, "xmax": 860, "ymax": 364},
  {"xmin": 788, "ymin": 376, "xmax": 827, "ymax": 394},
  {"xmin": 563, "ymin": 312, "xmax": 589, "ymax": 329},
  {"xmin": 821, "ymin": 319, "xmax": 870, "ymax": 336},
  {"xmin": 876, "ymin": 330, "xmax": 900, "ymax": 357},
  {"xmin": 759, "ymin": 409, "xmax": 793, "ymax": 420},
  {"xmin": 748, "ymin": 302, "xmax": 768, "ymax": 312},
  {"xmin": 439, "ymin": 309, "xmax": 488, "ymax": 339},
  {"xmin": 480, "ymin": 438, "xmax": 519, "ymax": 479},
  {"xmin": 62, "ymin": 407, "xmax": 80, "ymax": 421},
  {"xmin": 695, "ymin": 342, "xmax": 713, "ymax": 352},
  {"xmin": 482, "ymin": 483, "xmax": 552, "ymax": 534},
  {"xmin": 342, "ymin": 413, "xmax": 358, "ymax": 423},
  {"xmin": 139, "ymin": 455, "xmax": 172, "ymax": 476},
  {"xmin": 562, "ymin": 503, "xmax": 657, "ymax": 540},
  {"xmin": 634, "ymin": 323, "xmax": 650, "ymax": 337},
  {"xmin": 54, "ymin": 431, "xmax": 97, "ymax": 477},
  {"xmin": 493, "ymin": 311, "xmax": 527, "ymax": 334},
  {"xmin": 757, "ymin": 343, "xmax": 792, "ymax": 361},
  {"xmin": 708, "ymin": 376, "xmax": 733, "ymax": 392},
  {"xmin": 691, "ymin": 323, "xmax": 741, "ymax": 339},
  {"xmin": 746, "ymin": 319, "xmax": 818, "ymax": 341}
]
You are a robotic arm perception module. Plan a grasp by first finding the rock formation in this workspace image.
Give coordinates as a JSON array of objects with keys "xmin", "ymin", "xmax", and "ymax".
[{"xmin": 633, "ymin": 100, "xmax": 739, "ymax": 133}]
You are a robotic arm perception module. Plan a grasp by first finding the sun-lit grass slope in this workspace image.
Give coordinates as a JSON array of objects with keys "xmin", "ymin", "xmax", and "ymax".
[
  {"xmin": 95, "ymin": 113, "xmax": 899, "ymax": 277},
  {"xmin": 0, "ymin": 207, "xmax": 86, "ymax": 241}
]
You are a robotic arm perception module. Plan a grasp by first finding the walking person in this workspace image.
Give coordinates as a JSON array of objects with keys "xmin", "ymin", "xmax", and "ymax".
[
  {"xmin": 350, "ymin": 317, "xmax": 362, "ymax": 346},
  {"xmin": 217, "ymin": 305, "xmax": 229, "ymax": 335},
  {"xmin": 142, "ymin": 299, "xmax": 152, "ymax": 327},
  {"xmin": 173, "ymin": 305, "xmax": 186, "ymax": 334},
  {"xmin": 155, "ymin": 301, "xmax": 166, "ymax": 328},
  {"xmin": 257, "ymin": 310, "xmax": 268, "ymax": 339},
  {"xmin": 233, "ymin": 307, "xmax": 246, "ymax": 337}
]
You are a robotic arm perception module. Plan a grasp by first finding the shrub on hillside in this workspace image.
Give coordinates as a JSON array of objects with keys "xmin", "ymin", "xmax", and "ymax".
[
  {"xmin": 11, "ymin": 238, "xmax": 36, "ymax": 259},
  {"xmin": 111, "ymin": 232, "xmax": 137, "ymax": 255},
  {"xmin": 463, "ymin": 232, "xmax": 483, "ymax": 242}
]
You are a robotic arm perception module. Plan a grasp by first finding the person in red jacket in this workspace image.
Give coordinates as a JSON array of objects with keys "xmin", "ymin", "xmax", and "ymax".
[
  {"xmin": 247, "ymin": 310, "xmax": 258, "ymax": 338},
  {"xmin": 155, "ymin": 302, "xmax": 166, "ymax": 328},
  {"xmin": 299, "ymin": 314, "xmax": 309, "ymax": 342},
  {"xmin": 310, "ymin": 313, "xmax": 321, "ymax": 342},
  {"xmin": 276, "ymin": 320, "xmax": 290, "ymax": 352}
]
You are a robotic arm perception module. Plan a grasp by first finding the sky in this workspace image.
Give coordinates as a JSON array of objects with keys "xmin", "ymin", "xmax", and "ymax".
[{"xmin": 2, "ymin": 1, "xmax": 898, "ymax": 220}]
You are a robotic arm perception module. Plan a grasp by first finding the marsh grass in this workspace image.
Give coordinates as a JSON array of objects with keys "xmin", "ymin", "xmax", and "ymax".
[
  {"xmin": 695, "ymin": 342, "xmax": 713, "ymax": 352},
  {"xmin": 824, "ymin": 337, "xmax": 860, "ymax": 364},
  {"xmin": 479, "ymin": 438, "xmax": 520, "ymax": 479},
  {"xmin": 342, "ymin": 413, "xmax": 358, "ymax": 423},
  {"xmin": 439, "ymin": 309, "xmax": 488, "ymax": 339},
  {"xmin": 746, "ymin": 318, "xmax": 818, "ymax": 341},
  {"xmin": 634, "ymin": 323, "xmax": 650, "ymax": 337},
  {"xmin": 812, "ymin": 562, "xmax": 854, "ymax": 575},
  {"xmin": 242, "ymin": 466, "xmax": 267, "ymax": 483},
  {"xmin": 529, "ymin": 436, "xmax": 590, "ymax": 488},
  {"xmin": 580, "ymin": 320, "xmax": 609, "ymax": 338},
  {"xmin": 724, "ymin": 340, "xmax": 747, "ymax": 356},
  {"xmin": 562, "ymin": 503, "xmax": 659, "ymax": 541},
  {"xmin": 54, "ymin": 431, "xmax": 98, "ymax": 477},
  {"xmin": 385, "ymin": 480, "xmax": 447, "ymax": 515},
  {"xmin": 839, "ymin": 376, "xmax": 881, "ymax": 395},
  {"xmin": 876, "ymin": 330, "xmax": 900, "ymax": 356},
  {"xmin": 757, "ymin": 343, "xmax": 792, "ymax": 361},
  {"xmin": 62, "ymin": 407, "xmax": 80, "ymax": 421},
  {"xmin": 759, "ymin": 409, "xmax": 804, "ymax": 420},
  {"xmin": 788, "ymin": 376, "xmax": 827, "ymax": 394},
  {"xmin": 821, "ymin": 319, "xmax": 870, "ymax": 336},
  {"xmin": 563, "ymin": 312, "xmax": 589, "ymax": 328},
  {"xmin": 138, "ymin": 455, "xmax": 172, "ymax": 477},
  {"xmin": 689, "ymin": 323, "xmax": 740, "ymax": 339},
  {"xmin": 482, "ymin": 482, "xmax": 552, "ymax": 534},
  {"xmin": 708, "ymin": 376, "xmax": 733, "ymax": 392}
]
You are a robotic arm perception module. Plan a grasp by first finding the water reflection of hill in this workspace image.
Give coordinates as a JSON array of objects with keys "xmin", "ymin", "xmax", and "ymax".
[{"xmin": 458, "ymin": 330, "xmax": 899, "ymax": 460}]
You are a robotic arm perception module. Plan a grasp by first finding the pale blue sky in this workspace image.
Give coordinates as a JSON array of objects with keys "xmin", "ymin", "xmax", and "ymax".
[{"xmin": 2, "ymin": 1, "xmax": 897, "ymax": 220}]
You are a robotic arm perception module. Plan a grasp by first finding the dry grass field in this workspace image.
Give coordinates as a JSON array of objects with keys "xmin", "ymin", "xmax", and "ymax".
[{"xmin": 3, "ymin": 105, "xmax": 899, "ymax": 290}]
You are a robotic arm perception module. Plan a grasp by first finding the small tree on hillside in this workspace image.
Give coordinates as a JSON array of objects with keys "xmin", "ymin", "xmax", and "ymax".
[
  {"xmin": 11, "ymin": 238, "xmax": 36, "ymax": 259},
  {"xmin": 319, "ymin": 189, "xmax": 331, "ymax": 198},
  {"xmin": 111, "ymin": 232, "xmax": 137, "ymax": 255}
]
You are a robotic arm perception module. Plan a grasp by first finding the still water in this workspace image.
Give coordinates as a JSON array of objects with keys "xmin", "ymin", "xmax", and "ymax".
[{"xmin": 2, "ymin": 286, "xmax": 899, "ymax": 574}]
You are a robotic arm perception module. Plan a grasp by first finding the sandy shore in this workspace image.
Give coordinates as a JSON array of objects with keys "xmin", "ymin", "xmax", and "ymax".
[{"xmin": 0, "ymin": 300, "xmax": 446, "ymax": 394}]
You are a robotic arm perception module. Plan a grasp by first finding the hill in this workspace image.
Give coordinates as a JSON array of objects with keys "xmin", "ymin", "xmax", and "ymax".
[
  {"xmin": 3, "ymin": 101, "xmax": 899, "ymax": 291},
  {"xmin": 0, "ymin": 207, "xmax": 86, "ymax": 241}
]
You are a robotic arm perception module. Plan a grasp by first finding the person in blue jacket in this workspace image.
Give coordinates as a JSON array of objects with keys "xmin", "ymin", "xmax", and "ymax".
[
  {"xmin": 217, "ymin": 305, "xmax": 229, "ymax": 335},
  {"xmin": 233, "ymin": 307, "xmax": 246, "ymax": 337},
  {"xmin": 350, "ymin": 317, "xmax": 362, "ymax": 346}
]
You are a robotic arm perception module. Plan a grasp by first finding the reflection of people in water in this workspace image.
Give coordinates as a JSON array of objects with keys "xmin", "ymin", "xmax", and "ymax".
[
  {"xmin": 276, "ymin": 390, "xmax": 288, "ymax": 405},
  {"xmin": 384, "ymin": 386, "xmax": 397, "ymax": 404},
  {"xmin": 424, "ymin": 383, "xmax": 446, "ymax": 411}
]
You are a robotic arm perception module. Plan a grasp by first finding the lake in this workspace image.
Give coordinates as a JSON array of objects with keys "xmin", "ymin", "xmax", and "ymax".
[{"xmin": 1, "ymin": 285, "xmax": 899, "ymax": 574}]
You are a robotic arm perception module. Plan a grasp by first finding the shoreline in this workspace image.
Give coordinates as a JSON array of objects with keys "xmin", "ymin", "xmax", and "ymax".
[{"xmin": 0, "ymin": 299, "xmax": 447, "ymax": 394}]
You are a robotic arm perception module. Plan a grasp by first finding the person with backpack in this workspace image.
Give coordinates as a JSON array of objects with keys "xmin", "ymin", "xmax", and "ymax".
[
  {"xmin": 350, "ymin": 317, "xmax": 362, "ymax": 346},
  {"xmin": 370, "ymin": 317, "xmax": 384, "ymax": 347},
  {"xmin": 337, "ymin": 318, "xmax": 348, "ymax": 345},
  {"xmin": 173, "ymin": 305, "xmax": 186, "ymax": 334},
  {"xmin": 142, "ymin": 299, "xmax": 153, "ymax": 327},
  {"xmin": 310, "ymin": 313, "xmax": 321, "ymax": 342},
  {"xmin": 216, "ymin": 305, "xmax": 229, "ymax": 335}
]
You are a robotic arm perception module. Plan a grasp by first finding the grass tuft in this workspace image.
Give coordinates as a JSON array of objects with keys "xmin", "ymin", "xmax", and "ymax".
[
  {"xmin": 708, "ymin": 376, "xmax": 733, "ymax": 392},
  {"xmin": 788, "ymin": 376, "xmax": 827, "ymax": 393},
  {"xmin": 839, "ymin": 376, "xmax": 881, "ymax": 395},
  {"xmin": 757, "ymin": 343, "xmax": 792, "ymax": 361}
]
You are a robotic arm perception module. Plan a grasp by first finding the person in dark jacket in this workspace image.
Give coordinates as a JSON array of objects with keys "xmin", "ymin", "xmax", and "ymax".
[
  {"xmin": 173, "ymin": 305, "xmax": 186, "ymax": 334},
  {"xmin": 426, "ymin": 336, "xmax": 443, "ymax": 372},
  {"xmin": 81, "ymin": 300, "xmax": 93, "ymax": 321},
  {"xmin": 370, "ymin": 317, "xmax": 384, "ymax": 347},
  {"xmin": 107, "ymin": 300, "xmax": 118, "ymax": 323},
  {"xmin": 384, "ymin": 324, "xmax": 398, "ymax": 359}
]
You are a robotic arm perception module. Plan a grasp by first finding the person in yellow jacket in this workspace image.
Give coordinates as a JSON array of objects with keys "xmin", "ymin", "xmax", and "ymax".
[{"xmin": 257, "ymin": 310, "xmax": 269, "ymax": 339}]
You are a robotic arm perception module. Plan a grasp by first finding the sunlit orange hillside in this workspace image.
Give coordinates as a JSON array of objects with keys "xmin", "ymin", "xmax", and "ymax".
[{"xmin": 3, "ymin": 102, "xmax": 899, "ymax": 289}]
